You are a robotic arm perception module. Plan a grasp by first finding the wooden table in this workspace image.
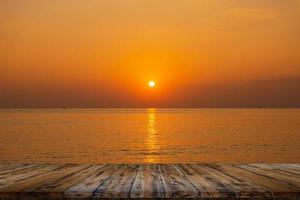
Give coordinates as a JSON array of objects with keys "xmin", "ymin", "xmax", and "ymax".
[{"xmin": 0, "ymin": 163, "xmax": 299, "ymax": 199}]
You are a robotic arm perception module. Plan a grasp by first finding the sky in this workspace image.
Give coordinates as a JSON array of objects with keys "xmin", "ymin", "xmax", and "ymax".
[{"xmin": 0, "ymin": 0, "xmax": 300, "ymax": 107}]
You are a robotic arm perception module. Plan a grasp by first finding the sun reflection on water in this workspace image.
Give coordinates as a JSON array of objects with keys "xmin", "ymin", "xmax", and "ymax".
[{"xmin": 145, "ymin": 108, "xmax": 160, "ymax": 163}]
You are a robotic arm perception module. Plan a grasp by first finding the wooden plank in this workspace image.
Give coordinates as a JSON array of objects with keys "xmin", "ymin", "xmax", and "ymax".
[
  {"xmin": 177, "ymin": 164, "xmax": 231, "ymax": 199},
  {"xmin": 159, "ymin": 164, "xmax": 198, "ymax": 198},
  {"xmin": 237, "ymin": 164, "xmax": 300, "ymax": 188},
  {"xmin": 130, "ymin": 164, "xmax": 165, "ymax": 198},
  {"xmin": 63, "ymin": 164, "xmax": 122, "ymax": 200},
  {"xmin": 0, "ymin": 164, "xmax": 40, "ymax": 176},
  {"xmin": 0, "ymin": 164, "xmax": 59, "ymax": 188},
  {"xmin": 0, "ymin": 164, "xmax": 64, "ymax": 200},
  {"xmin": 282, "ymin": 164, "xmax": 300, "ymax": 170},
  {"xmin": 0, "ymin": 164, "xmax": 86, "ymax": 199},
  {"xmin": 0, "ymin": 164, "xmax": 45, "ymax": 181},
  {"xmin": 251, "ymin": 164, "xmax": 300, "ymax": 176},
  {"xmin": 214, "ymin": 164, "xmax": 300, "ymax": 199},
  {"xmin": 0, "ymin": 164, "xmax": 91, "ymax": 200},
  {"xmin": 0, "ymin": 164, "xmax": 81, "ymax": 193},
  {"xmin": 189, "ymin": 164, "xmax": 270, "ymax": 199},
  {"xmin": 0, "ymin": 164, "xmax": 29, "ymax": 174},
  {"xmin": 21, "ymin": 165, "xmax": 100, "ymax": 200},
  {"xmin": 0, "ymin": 163, "xmax": 299, "ymax": 199},
  {"xmin": 178, "ymin": 164, "xmax": 266, "ymax": 199},
  {"xmin": 94, "ymin": 164, "xmax": 139, "ymax": 199},
  {"xmin": 251, "ymin": 164, "xmax": 300, "ymax": 170}
]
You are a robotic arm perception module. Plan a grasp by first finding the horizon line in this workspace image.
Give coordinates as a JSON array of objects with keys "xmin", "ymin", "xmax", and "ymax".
[{"xmin": 1, "ymin": 107, "xmax": 300, "ymax": 109}]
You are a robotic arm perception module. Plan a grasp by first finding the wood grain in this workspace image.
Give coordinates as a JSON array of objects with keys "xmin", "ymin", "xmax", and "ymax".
[
  {"xmin": 0, "ymin": 163, "xmax": 299, "ymax": 199},
  {"xmin": 130, "ymin": 164, "xmax": 164, "ymax": 198},
  {"xmin": 159, "ymin": 164, "xmax": 199, "ymax": 198},
  {"xmin": 94, "ymin": 164, "xmax": 139, "ymax": 199},
  {"xmin": 217, "ymin": 164, "xmax": 299, "ymax": 199},
  {"xmin": 237, "ymin": 164, "xmax": 300, "ymax": 188},
  {"xmin": 64, "ymin": 164, "xmax": 122, "ymax": 200},
  {"xmin": 22, "ymin": 164, "xmax": 99, "ymax": 200}
]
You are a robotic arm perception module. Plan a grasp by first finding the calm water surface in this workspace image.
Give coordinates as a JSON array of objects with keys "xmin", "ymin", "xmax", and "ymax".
[{"xmin": 0, "ymin": 109, "xmax": 299, "ymax": 163}]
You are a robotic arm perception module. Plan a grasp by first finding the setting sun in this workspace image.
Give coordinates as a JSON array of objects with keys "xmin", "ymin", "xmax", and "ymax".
[{"xmin": 148, "ymin": 81, "xmax": 156, "ymax": 88}]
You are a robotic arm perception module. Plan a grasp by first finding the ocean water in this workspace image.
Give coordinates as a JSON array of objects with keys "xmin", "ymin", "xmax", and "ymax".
[{"xmin": 0, "ymin": 108, "xmax": 299, "ymax": 163}]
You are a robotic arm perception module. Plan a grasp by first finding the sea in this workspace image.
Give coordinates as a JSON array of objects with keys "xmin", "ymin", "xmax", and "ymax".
[{"xmin": 0, "ymin": 108, "xmax": 299, "ymax": 163}]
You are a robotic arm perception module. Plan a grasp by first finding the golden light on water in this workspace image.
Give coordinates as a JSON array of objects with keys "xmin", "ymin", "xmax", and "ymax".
[{"xmin": 145, "ymin": 108, "xmax": 160, "ymax": 163}]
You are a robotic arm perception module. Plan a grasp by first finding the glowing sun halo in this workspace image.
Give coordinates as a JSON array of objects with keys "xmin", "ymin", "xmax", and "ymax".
[{"xmin": 148, "ymin": 81, "xmax": 156, "ymax": 88}]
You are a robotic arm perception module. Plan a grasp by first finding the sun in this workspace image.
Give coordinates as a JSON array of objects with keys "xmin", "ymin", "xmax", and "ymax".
[{"xmin": 148, "ymin": 81, "xmax": 156, "ymax": 88}]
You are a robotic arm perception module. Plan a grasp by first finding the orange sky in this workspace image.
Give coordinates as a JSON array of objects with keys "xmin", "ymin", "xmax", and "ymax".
[{"xmin": 0, "ymin": 0, "xmax": 300, "ymax": 107}]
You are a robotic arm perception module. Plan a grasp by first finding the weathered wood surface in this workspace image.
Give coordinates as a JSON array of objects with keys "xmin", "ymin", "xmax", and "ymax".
[{"xmin": 0, "ymin": 163, "xmax": 299, "ymax": 199}]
